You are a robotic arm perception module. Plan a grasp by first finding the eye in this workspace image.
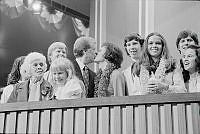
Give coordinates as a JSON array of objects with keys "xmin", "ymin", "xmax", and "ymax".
[
  {"xmin": 39, "ymin": 63, "xmax": 44, "ymax": 67},
  {"xmin": 33, "ymin": 63, "xmax": 38, "ymax": 67}
]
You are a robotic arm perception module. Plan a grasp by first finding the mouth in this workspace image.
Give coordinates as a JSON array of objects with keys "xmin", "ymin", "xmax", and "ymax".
[{"xmin": 129, "ymin": 49, "xmax": 137, "ymax": 55}]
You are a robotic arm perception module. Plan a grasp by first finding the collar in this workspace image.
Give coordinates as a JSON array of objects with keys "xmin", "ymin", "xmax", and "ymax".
[{"xmin": 76, "ymin": 58, "xmax": 85, "ymax": 70}]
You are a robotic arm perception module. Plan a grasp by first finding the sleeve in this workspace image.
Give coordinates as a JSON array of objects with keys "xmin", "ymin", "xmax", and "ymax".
[
  {"xmin": 63, "ymin": 79, "xmax": 84, "ymax": 99},
  {"xmin": 0, "ymin": 85, "xmax": 14, "ymax": 103},
  {"xmin": 164, "ymin": 68, "xmax": 187, "ymax": 93},
  {"xmin": 110, "ymin": 70, "xmax": 126, "ymax": 96},
  {"xmin": 7, "ymin": 85, "xmax": 18, "ymax": 103}
]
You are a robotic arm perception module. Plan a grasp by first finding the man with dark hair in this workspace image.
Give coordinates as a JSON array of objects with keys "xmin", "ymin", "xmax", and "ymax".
[
  {"xmin": 123, "ymin": 33, "xmax": 144, "ymax": 95},
  {"xmin": 72, "ymin": 36, "xmax": 96, "ymax": 98},
  {"xmin": 176, "ymin": 30, "xmax": 199, "ymax": 54}
]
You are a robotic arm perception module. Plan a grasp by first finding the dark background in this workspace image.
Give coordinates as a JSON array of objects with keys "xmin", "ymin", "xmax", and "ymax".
[{"xmin": 0, "ymin": 11, "xmax": 77, "ymax": 87}]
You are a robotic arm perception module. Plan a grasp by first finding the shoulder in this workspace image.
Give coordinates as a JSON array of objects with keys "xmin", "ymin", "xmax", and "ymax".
[{"xmin": 111, "ymin": 69, "xmax": 124, "ymax": 79}]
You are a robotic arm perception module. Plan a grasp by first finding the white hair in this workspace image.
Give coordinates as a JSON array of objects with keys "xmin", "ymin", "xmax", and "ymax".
[{"xmin": 24, "ymin": 52, "xmax": 47, "ymax": 74}]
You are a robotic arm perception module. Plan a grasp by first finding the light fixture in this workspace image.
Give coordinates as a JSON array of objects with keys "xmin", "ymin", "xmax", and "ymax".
[{"xmin": 31, "ymin": 0, "xmax": 42, "ymax": 14}]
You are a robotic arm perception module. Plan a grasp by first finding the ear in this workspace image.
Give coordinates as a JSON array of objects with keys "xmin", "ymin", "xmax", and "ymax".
[
  {"xmin": 67, "ymin": 69, "xmax": 73, "ymax": 81},
  {"xmin": 43, "ymin": 63, "xmax": 47, "ymax": 72}
]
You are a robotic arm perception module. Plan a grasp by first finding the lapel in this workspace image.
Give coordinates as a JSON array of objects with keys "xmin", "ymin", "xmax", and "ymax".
[{"xmin": 17, "ymin": 80, "xmax": 30, "ymax": 102}]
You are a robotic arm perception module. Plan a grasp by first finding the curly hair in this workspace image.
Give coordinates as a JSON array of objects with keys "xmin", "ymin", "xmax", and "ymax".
[
  {"xmin": 181, "ymin": 45, "xmax": 200, "ymax": 82},
  {"xmin": 101, "ymin": 42, "xmax": 123, "ymax": 68},
  {"xmin": 7, "ymin": 56, "xmax": 25, "ymax": 85},
  {"xmin": 124, "ymin": 33, "xmax": 144, "ymax": 56},
  {"xmin": 176, "ymin": 30, "xmax": 199, "ymax": 49}
]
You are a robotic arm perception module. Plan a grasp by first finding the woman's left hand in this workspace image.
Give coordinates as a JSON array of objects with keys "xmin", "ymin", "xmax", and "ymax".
[{"xmin": 147, "ymin": 81, "xmax": 168, "ymax": 94}]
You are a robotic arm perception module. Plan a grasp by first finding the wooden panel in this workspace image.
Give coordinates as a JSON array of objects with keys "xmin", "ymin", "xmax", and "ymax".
[
  {"xmin": 0, "ymin": 113, "xmax": 5, "ymax": 133},
  {"xmin": 160, "ymin": 104, "xmax": 172, "ymax": 134},
  {"xmin": 186, "ymin": 103, "xmax": 200, "ymax": 134},
  {"xmin": 98, "ymin": 107, "xmax": 109, "ymax": 134},
  {"xmin": 5, "ymin": 112, "xmax": 17, "ymax": 133},
  {"xmin": 122, "ymin": 106, "xmax": 134, "ymax": 134},
  {"xmin": 27, "ymin": 111, "xmax": 40, "ymax": 133},
  {"xmin": 86, "ymin": 107, "xmax": 97, "ymax": 134},
  {"xmin": 135, "ymin": 105, "xmax": 146, "ymax": 134},
  {"xmin": 147, "ymin": 105, "xmax": 160, "ymax": 134},
  {"xmin": 40, "ymin": 110, "xmax": 50, "ymax": 133},
  {"xmin": 63, "ymin": 109, "xmax": 74, "ymax": 133},
  {"xmin": 50, "ymin": 109, "xmax": 62, "ymax": 133},
  {"xmin": 173, "ymin": 104, "xmax": 187, "ymax": 134},
  {"xmin": 191, "ymin": 103, "xmax": 200, "ymax": 134},
  {"xmin": 74, "ymin": 108, "xmax": 86, "ymax": 134},
  {"xmin": 110, "ymin": 106, "xmax": 121, "ymax": 134},
  {"xmin": 17, "ymin": 111, "xmax": 28, "ymax": 133}
]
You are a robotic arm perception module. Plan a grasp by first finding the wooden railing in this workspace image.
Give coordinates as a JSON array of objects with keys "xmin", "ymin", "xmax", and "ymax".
[{"xmin": 0, "ymin": 93, "xmax": 200, "ymax": 134}]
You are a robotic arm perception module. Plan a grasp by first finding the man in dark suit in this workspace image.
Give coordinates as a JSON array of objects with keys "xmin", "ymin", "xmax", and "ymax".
[{"xmin": 72, "ymin": 36, "xmax": 96, "ymax": 98}]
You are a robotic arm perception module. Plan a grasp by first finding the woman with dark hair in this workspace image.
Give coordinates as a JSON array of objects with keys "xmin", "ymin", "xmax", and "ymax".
[
  {"xmin": 94, "ymin": 42, "xmax": 125, "ymax": 97},
  {"xmin": 182, "ymin": 44, "xmax": 200, "ymax": 92},
  {"xmin": 1, "ymin": 56, "xmax": 29, "ymax": 103},
  {"xmin": 136, "ymin": 32, "xmax": 186, "ymax": 94}
]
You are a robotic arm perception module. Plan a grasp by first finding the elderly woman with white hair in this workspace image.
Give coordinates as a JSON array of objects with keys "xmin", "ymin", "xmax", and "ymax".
[
  {"xmin": 43, "ymin": 41, "xmax": 68, "ymax": 82},
  {"xmin": 7, "ymin": 52, "xmax": 54, "ymax": 103}
]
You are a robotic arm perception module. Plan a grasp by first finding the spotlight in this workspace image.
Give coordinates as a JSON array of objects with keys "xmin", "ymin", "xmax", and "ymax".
[{"xmin": 31, "ymin": 0, "xmax": 42, "ymax": 14}]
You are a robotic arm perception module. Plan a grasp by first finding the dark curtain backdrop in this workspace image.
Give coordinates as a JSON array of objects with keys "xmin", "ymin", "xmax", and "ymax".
[{"xmin": 0, "ymin": 11, "xmax": 77, "ymax": 87}]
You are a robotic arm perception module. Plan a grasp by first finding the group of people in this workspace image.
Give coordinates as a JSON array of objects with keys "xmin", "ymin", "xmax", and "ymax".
[{"xmin": 0, "ymin": 30, "xmax": 199, "ymax": 103}]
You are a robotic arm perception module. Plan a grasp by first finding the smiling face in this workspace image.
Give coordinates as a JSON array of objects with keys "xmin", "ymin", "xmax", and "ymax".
[
  {"xmin": 125, "ymin": 40, "xmax": 142, "ymax": 60},
  {"xmin": 182, "ymin": 48, "xmax": 197, "ymax": 73},
  {"xmin": 52, "ymin": 69, "xmax": 68, "ymax": 86},
  {"xmin": 50, "ymin": 47, "xmax": 67, "ymax": 62},
  {"xmin": 147, "ymin": 35, "xmax": 163, "ymax": 58},
  {"xmin": 178, "ymin": 36, "xmax": 195, "ymax": 54},
  {"xmin": 30, "ymin": 59, "xmax": 46, "ymax": 77}
]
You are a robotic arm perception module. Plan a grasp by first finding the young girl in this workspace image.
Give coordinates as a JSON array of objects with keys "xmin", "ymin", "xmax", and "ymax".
[
  {"xmin": 50, "ymin": 57, "xmax": 85, "ymax": 99},
  {"xmin": 137, "ymin": 32, "xmax": 186, "ymax": 94}
]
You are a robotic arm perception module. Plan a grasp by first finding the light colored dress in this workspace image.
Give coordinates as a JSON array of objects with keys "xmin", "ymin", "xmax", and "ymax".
[
  {"xmin": 185, "ymin": 72, "xmax": 200, "ymax": 92},
  {"xmin": 55, "ymin": 77, "xmax": 85, "ymax": 100},
  {"xmin": 123, "ymin": 65, "xmax": 142, "ymax": 95}
]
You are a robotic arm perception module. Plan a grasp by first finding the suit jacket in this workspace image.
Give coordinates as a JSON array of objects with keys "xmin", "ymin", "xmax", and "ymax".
[
  {"xmin": 71, "ymin": 59, "xmax": 96, "ymax": 98},
  {"xmin": 7, "ymin": 79, "xmax": 54, "ymax": 103}
]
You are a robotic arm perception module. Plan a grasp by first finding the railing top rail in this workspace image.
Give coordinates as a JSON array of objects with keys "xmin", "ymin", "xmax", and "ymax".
[{"xmin": 0, "ymin": 93, "xmax": 200, "ymax": 112}]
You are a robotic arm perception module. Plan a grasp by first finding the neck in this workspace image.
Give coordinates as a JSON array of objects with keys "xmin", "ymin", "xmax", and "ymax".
[
  {"xmin": 77, "ymin": 57, "xmax": 86, "ymax": 65},
  {"xmin": 131, "ymin": 57, "xmax": 138, "ymax": 63},
  {"xmin": 99, "ymin": 61, "xmax": 108, "ymax": 70},
  {"xmin": 189, "ymin": 71, "xmax": 198, "ymax": 78},
  {"xmin": 152, "ymin": 57, "xmax": 159, "ymax": 63}
]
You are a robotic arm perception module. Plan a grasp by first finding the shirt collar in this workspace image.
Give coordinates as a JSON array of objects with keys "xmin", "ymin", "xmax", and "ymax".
[{"xmin": 76, "ymin": 58, "xmax": 85, "ymax": 70}]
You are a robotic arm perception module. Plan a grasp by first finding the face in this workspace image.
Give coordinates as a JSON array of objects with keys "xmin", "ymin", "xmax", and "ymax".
[
  {"xmin": 126, "ymin": 40, "xmax": 142, "ymax": 60},
  {"xmin": 94, "ymin": 46, "xmax": 107, "ymax": 63},
  {"xmin": 30, "ymin": 59, "xmax": 46, "ymax": 77},
  {"xmin": 178, "ymin": 36, "xmax": 195, "ymax": 54},
  {"xmin": 51, "ymin": 48, "xmax": 67, "ymax": 62},
  {"xmin": 83, "ymin": 46, "xmax": 96, "ymax": 64},
  {"xmin": 52, "ymin": 69, "xmax": 68, "ymax": 86},
  {"xmin": 147, "ymin": 35, "xmax": 163, "ymax": 58},
  {"xmin": 182, "ymin": 48, "xmax": 197, "ymax": 73}
]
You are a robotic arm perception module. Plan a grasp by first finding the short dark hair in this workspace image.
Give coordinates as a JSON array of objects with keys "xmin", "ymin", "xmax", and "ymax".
[
  {"xmin": 102, "ymin": 42, "xmax": 123, "ymax": 68},
  {"xmin": 73, "ymin": 36, "xmax": 96, "ymax": 58},
  {"xmin": 124, "ymin": 33, "xmax": 144, "ymax": 55},
  {"xmin": 176, "ymin": 30, "xmax": 199, "ymax": 49}
]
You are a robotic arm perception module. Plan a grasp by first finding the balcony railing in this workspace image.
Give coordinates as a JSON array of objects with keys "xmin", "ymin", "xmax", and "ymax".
[{"xmin": 0, "ymin": 93, "xmax": 200, "ymax": 134}]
